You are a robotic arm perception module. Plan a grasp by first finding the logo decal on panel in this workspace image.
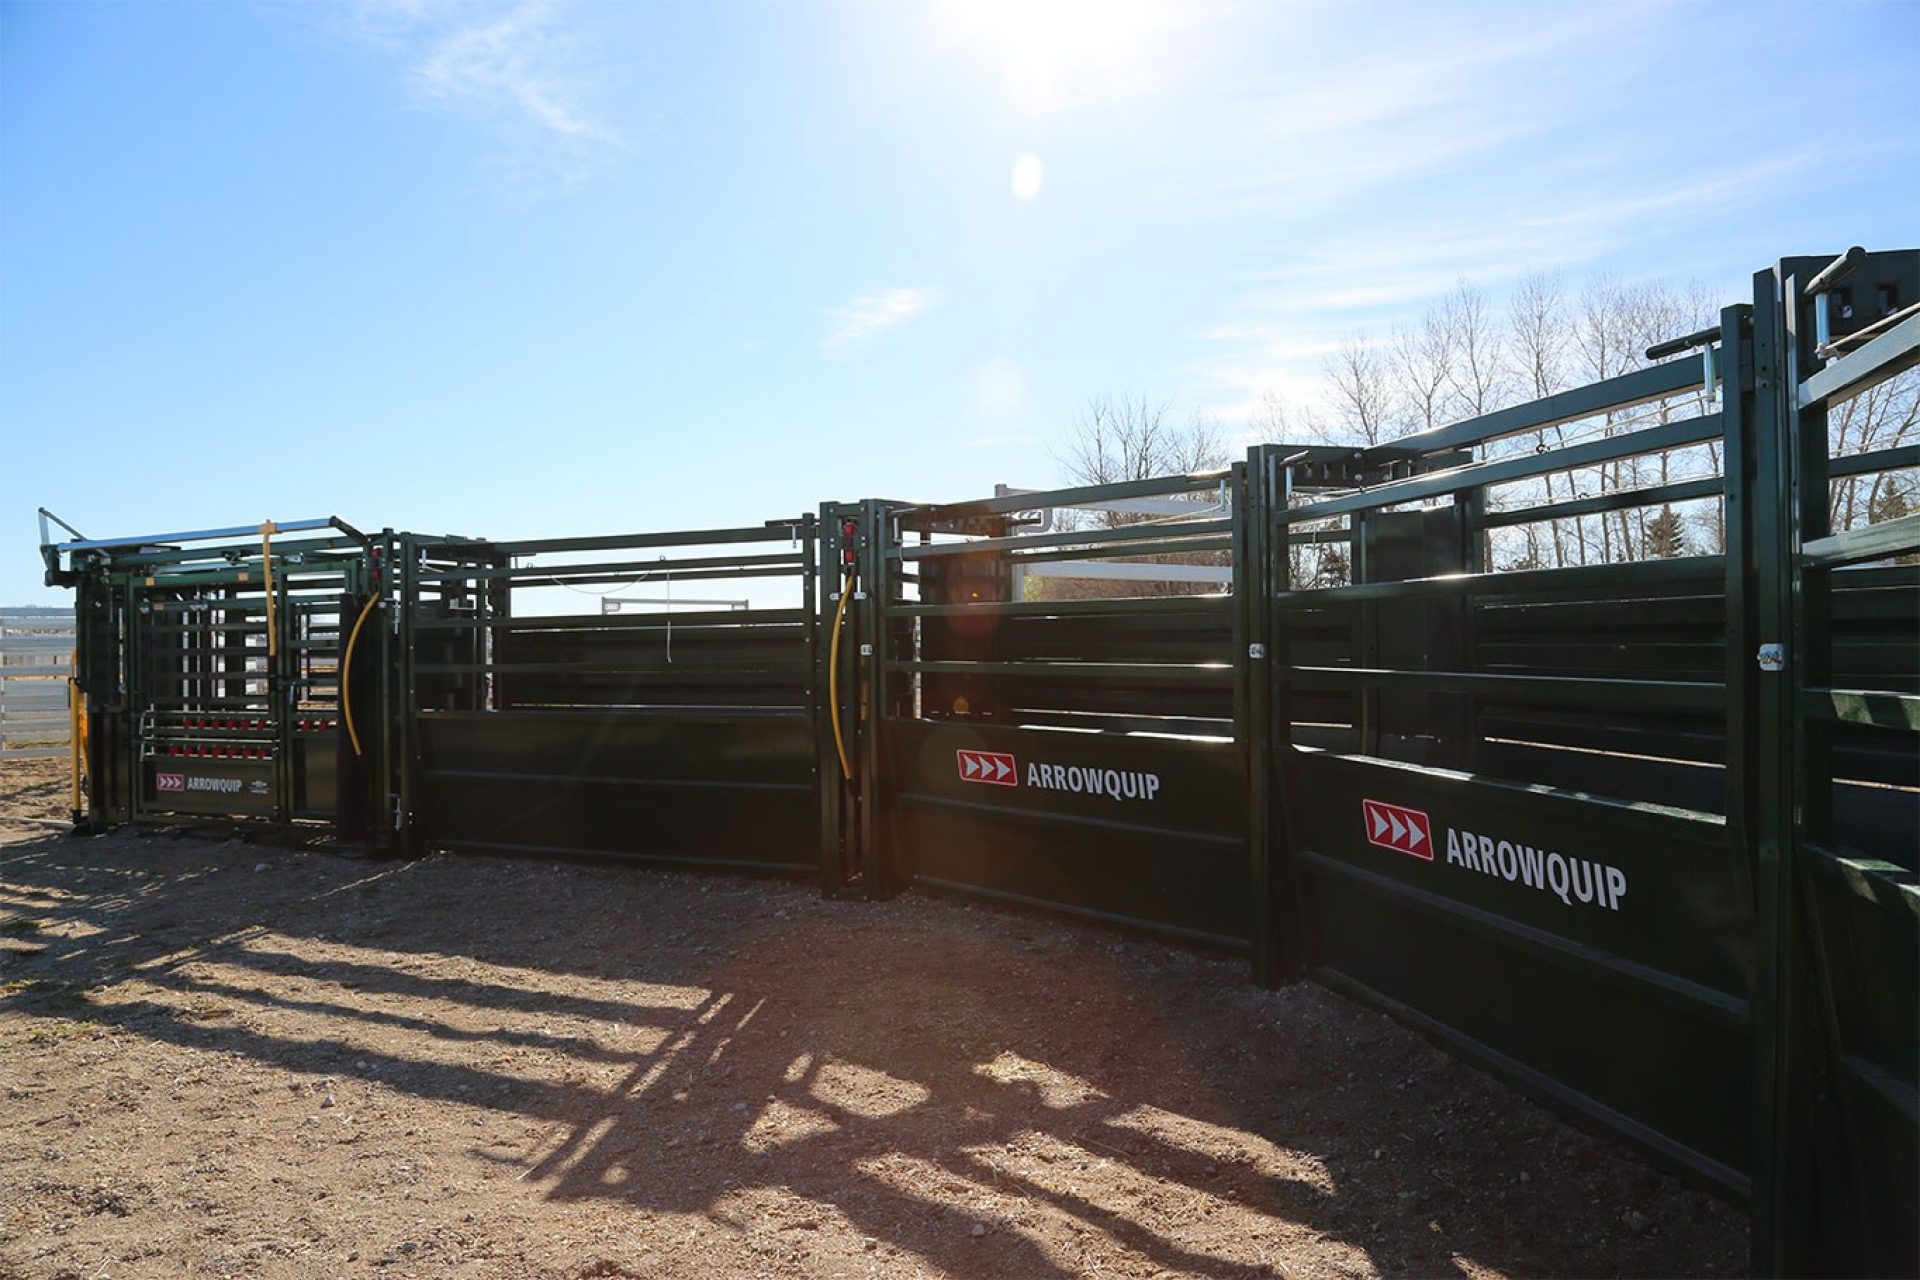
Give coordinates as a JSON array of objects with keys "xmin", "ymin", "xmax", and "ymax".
[
  {"xmin": 957, "ymin": 749, "xmax": 1018, "ymax": 786},
  {"xmin": 955, "ymin": 749, "xmax": 1164, "ymax": 802},
  {"xmin": 1360, "ymin": 797, "xmax": 1632, "ymax": 912},
  {"xmin": 1361, "ymin": 798, "xmax": 1433, "ymax": 860},
  {"xmin": 155, "ymin": 773, "xmax": 244, "ymax": 795}
]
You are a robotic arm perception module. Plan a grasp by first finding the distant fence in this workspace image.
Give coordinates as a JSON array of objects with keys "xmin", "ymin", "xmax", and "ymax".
[{"xmin": 0, "ymin": 607, "xmax": 75, "ymax": 761}]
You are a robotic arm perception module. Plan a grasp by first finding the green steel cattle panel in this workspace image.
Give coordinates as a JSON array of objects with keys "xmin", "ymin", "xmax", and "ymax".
[
  {"xmin": 416, "ymin": 708, "xmax": 816, "ymax": 872},
  {"xmin": 1281, "ymin": 750, "xmax": 1752, "ymax": 1190},
  {"xmin": 886, "ymin": 718, "xmax": 1250, "ymax": 948}
]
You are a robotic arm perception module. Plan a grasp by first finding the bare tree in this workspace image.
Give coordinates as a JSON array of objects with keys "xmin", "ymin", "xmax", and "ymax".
[
  {"xmin": 1831, "ymin": 372, "xmax": 1920, "ymax": 536},
  {"xmin": 1440, "ymin": 281, "xmax": 1507, "ymax": 421},
  {"xmin": 1508, "ymin": 270, "xmax": 1573, "ymax": 567},
  {"xmin": 1054, "ymin": 394, "xmax": 1227, "ymax": 489},
  {"xmin": 1041, "ymin": 394, "xmax": 1233, "ymax": 599},
  {"xmin": 1322, "ymin": 335, "xmax": 1399, "ymax": 447},
  {"xmin": 1509, "ymin": 270, "xmax": 1570, "ymax": 400},
  {"xmin": 1391, "ymin": 309, "xmax": 1455, "ymax": 433},
  {"xmin": 1055, "ymin": 268, "xmax": 1911, "ymax": 586}
]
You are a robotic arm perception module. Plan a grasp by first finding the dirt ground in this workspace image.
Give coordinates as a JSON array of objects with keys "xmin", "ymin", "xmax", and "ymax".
[{"xmin": 0, "ymin": 757, "xmax": 1747, "ymax": 1279}]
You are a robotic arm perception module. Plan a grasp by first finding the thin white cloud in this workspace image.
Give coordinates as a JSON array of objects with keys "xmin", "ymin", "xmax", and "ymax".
[
  {"xmin": 824, "ymin": 288, "xmax": 938, "ymax": 352},
  {"xmin": 1182, "ymin": 2, "xmax": 1817, "ymax": 430},
  {"xmin": 344, "ymin": 0, "xmax": 618, "ymax": 169},
  {"xmin": 414, "ymin": 3, "xmax": 614, "ymax": 143}
]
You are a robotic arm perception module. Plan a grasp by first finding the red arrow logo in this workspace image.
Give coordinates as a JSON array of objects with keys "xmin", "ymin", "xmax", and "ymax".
[
  {"xmin": 1361, "ymin": 799, "xmax": 1433, "ymax": 860},
  {"xmin": 956, "ymin": 749, "xmax": 1018, "ymax": 786}
]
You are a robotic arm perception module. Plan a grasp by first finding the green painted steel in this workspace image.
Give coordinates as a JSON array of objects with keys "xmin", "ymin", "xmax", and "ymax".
[
  {"xmin": 394, "ymin": 522, "xmax": 820, "ymax": 872},
  {"xmin": 39, "ymin": 246, "xmax": 1917, "ymax": 1276}
]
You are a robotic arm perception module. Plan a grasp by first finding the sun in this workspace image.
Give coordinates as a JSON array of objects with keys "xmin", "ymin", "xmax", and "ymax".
[{"xmin": 942, "ymin": 0, "xmax": 1174, "ymax": 112}]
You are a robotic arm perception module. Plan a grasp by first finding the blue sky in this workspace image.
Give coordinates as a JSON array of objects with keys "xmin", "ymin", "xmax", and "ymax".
[{"xmin": 3, "ymin": 0, "xmax": 1916, "ymax": 605}]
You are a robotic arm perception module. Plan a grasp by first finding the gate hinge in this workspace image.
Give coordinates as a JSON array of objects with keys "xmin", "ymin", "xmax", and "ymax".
[{"xmin": 1756, "ymin": 642, "xmax": 1786, "ymax": 672}]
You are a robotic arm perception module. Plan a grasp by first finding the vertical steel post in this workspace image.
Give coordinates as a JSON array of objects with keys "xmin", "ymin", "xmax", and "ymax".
[
  {"xmin": 857, "ymin": 499, "xmax": 890, "ymax": 897},
  {"xmin": 1716, "ymin": 302, "xmax": 1762, "ymax": 957},
  {"xmin": 1233, "ymin": 459, "xmax": 1262, "ymax": 981},
  {"xmin": 374, "ymin": 532, "xmax": 397, "ymax": 852},
  {"xmin": 1248, "ymin": 444, "xmax": 1305, "ymax": 985},
  {"xmin": 1353, "ymin": 507, "xmax": 1378, "ymax": 756},
  {"xmin": 397, "ymin": 534, "xmax": 419, "ymax": 855},
  {"xmin": 815, "ymin": 504, "xmax": 862, "ymax": 898},
  {"xmin": 1778, "ymin": 266, "xmax": 1870, "ymax": 1274},
  {"xmin": 1748, "ymin": 265, "xmax": 1813, "ymax": 1278}
]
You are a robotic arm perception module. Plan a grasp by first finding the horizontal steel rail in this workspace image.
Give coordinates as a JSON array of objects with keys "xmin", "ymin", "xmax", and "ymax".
[
  {"xmin": 492, "ymin": 522, "xmax": 809, "ymax": 556},
  {"xmin": 904, "ymin": 470, "xmax": 1233, "ymax": 525},
  {"xmin": 892, "ymin": 517, "xmax": 1233, "ymax": 560},
  {"xmin": 1803, "ymin": 688, "xmax": 1920, "ymax": 730},
  {"xmin": 1003, "ymin": 709, "xmax": 1236, "ymax": 736},
  {"xmin": 418, "ymin": 705, "xmax": 805, "ymax": 722},
  {"xmin": 414, "ymin": 608, "xmax": 810, "ymax": 631},
  {"xmin": 1295, "ymin": 414, "xmax": 1724, "ymax": 523},
  {"xmin": 420, "ymin": 565, "xmax": 805, "ymax": 590},
  {"xmin": 53, "ymin": 516, "xmax": 338, "ymax": 552},
  {"xmin": 1830, "ymin": 443, "xmax": 1920, "ymax": 479},
  {"xmin": 414, "ymin": 661, "xmax": 802, "ymax": 678},
  {"xmin": 1798, "ymin": 311, "xmax": 1920, "ymax": 408},
  {"xmin": 1361, "ymin": 356, "xmax": 1712, "ymax": 460},
  {"xmin": 1479, "ymin": 476, "xmax": 1724, "ymax": 530},
  {"xmin": 887, "ymin": 658, "xmax": 1234, "ymax": 685},
  {"xmin": 1800, "ymin": 513, "xmax": 1920, "ymax": 568},
  {"xmin": 1016, "ymin": 560, "xmax": 1232, "ymax": 584},
  {"xmin": 1278, "ymin": 554, "xmax": 1721, "ymax": 606},
  {"xmin": 418, "ymin": 550, "xmax": 804, "ymax": 583},
  {"xmin": 1289, "ymin": 664, "xmax": 1727, "ymax": 710},
  {"xmin": 117, "ymin": 537, "xmax": 363, "ymax": 569},
  {"xmin": 893, "ymin": 594, "xmax": 1232, "ymax": 620},
  {"xmin": 1010, "ymin": 535, "xmax": 1235, "ymax": 565}
]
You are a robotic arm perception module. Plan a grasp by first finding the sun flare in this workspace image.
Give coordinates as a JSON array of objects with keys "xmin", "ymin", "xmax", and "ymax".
[{"xmin": 943, "ymin": 0, "xmax": 1173, "ymax": 111}]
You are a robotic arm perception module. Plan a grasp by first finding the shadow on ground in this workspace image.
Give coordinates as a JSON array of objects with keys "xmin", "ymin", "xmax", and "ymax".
[{"xmin": 0, "ymin": 826, "xmax": 1749, "ymax": 1278}]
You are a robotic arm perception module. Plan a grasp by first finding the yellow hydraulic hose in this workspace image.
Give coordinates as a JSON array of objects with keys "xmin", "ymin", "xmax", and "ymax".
[
  {"xmin": 828, "ymin": 574, "xmax": 854, "ymax": 782},
  {"xmin": 67, "ymin": 673, "xmax": 84, "ymax": 816},
  {"xmin": 340, "ymin": 592, "xmax": 379, "ymax": 758}
]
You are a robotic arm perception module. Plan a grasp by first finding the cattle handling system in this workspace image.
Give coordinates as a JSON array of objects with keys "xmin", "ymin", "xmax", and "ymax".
[{"xmin": 36, "ymin": 249, "xmax": 1920, "ymax": 1275}]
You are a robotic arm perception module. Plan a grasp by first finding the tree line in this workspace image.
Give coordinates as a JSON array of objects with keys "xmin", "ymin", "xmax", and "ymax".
[{"xmin": 1053, "ymin": 271, "xmax": 1916, "ymax": 587}]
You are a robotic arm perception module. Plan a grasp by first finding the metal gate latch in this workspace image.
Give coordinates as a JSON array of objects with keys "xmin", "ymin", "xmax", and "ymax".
[
  {"xmin": 1248, "ymin": 643, "xmax": 1266, "ymax": 659},
  {"xmin": 1757, "ymin": 642, "xmax": 1786, "ymax": 672}
]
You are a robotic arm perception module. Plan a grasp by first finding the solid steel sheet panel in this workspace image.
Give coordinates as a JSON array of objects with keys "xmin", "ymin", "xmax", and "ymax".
[
  {"xmin": 143, "ymin": 757, "xmax": 277, "ymax": 816},
  {"xmin": 416, "ymin": 709, "xmax": 816, "ymax": 870},
  {"xmin": 887, "ymin": 718, "xmax": 1249, "ymax": 947},
  {"xmin": 1282, "ymin": 750, "xmax": 1751, "ymax": 1191}
]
